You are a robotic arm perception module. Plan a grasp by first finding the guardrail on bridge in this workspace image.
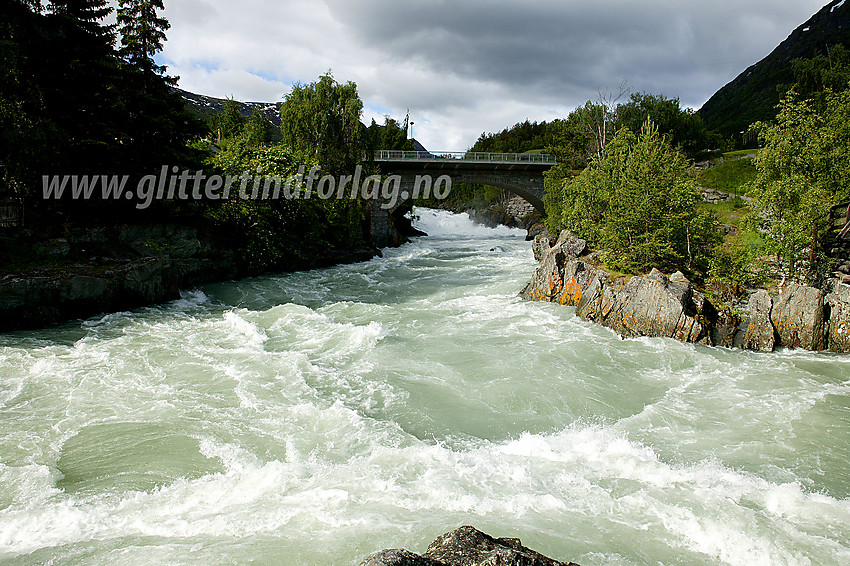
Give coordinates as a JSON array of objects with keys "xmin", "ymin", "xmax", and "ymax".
[{"xmin": 365, "ymin": 150, "xmax": 556, "ymax": 165}]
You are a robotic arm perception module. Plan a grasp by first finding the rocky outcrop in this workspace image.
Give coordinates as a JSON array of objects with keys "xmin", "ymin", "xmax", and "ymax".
[
  {"xmin": 361, "ymin": 550, "xmax": 444, "ymax": 566},
  {"xmin": 360, "ymin": 526, "xmax": 579, "ymax": 566},
  {"xmin": 590, "ymin": 269, "xmax": 713, "ymax": 344},
  {"xmin": 770, "ymin": 283, "xmax": 827, "ymax": 350},
  {"xmin": 521, "ymin": 233, "xmax": 714, "ymax": 345},
  {"xmin": 519, "ymin": 231, "xmax": 588, "ymax": 303},
  {"xmin": 826, "ymin": 282, "xmax": 850, "ymax": 353},
  {"xmin": 531, "ymin": 231, "xmax": 556, "ymax": 262},
  {"xmin": 521, "ymin": 229, "xmax": 850, "ymax": 353},
  {"xmin": 735, "ymin": 290, "xmax": 776, "ymax": 352}
]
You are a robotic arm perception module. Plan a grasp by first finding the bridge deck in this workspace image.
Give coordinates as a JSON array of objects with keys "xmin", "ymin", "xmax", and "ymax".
[{"xmin": 367, "ymin": 150, "xmax": 556, "ymax": 166}]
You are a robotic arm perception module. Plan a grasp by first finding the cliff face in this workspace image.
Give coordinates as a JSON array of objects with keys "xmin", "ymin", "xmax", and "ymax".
[{"xmin": 699, "ymin": 0, "xmax": 850, "ymax": 138}]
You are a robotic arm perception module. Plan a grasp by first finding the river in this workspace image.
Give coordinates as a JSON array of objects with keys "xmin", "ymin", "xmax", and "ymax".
[{"xmin": 0, "ymin": 208, "xmax": 848, "ymax": 565}]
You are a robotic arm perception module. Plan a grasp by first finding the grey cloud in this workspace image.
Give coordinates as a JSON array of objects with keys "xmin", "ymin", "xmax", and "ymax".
[{"xmin": 159, "ymin": 0, "xmax": 828, "ymax": 149}]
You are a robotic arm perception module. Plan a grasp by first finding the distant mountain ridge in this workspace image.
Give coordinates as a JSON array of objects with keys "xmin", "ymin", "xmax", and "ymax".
[
  {"xmin": 700, "ymin": 0, "xmax": 850, "ymax": 139},
  {"xmin": 176, "ymin": 88, "xmax": 281, "ymax": 128}
]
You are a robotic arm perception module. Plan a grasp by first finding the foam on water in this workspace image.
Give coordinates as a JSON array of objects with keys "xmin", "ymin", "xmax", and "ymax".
[{"xmin": 0, "ymin": 209, "xmax": 848, "ymax": 565}]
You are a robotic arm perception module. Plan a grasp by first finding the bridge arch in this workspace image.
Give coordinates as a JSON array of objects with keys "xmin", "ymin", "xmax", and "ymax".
[{"xmin": 370, "ymin": 150, "xmax": 555, "ymax": 217}]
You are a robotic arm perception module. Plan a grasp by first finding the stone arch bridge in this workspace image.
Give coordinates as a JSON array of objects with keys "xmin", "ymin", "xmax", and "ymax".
[{"xmin": 368, "ymin": 150, "xmax": 556, "ymax": 247}]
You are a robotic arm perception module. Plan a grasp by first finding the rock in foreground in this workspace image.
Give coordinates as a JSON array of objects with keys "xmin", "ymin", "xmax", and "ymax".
[{"xmin": 360, "ymin": 526, "xmax": 579, "ymax": 566}]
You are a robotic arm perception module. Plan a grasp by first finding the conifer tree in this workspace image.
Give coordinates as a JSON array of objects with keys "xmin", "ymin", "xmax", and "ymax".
[{"xmin": 117, "ymin": 0, "xmax": 171, "ymax": 80}]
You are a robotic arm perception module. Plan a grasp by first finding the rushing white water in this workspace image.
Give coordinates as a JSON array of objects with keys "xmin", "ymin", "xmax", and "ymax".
[{"xmin": 0, "ymin": 208, "xmax": 848, "ymax": 566}]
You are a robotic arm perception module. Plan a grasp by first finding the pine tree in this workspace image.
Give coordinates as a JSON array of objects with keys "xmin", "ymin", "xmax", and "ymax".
[{"xmin": 117, "ymin": 0, "xmax": 170, "ymax": 79}]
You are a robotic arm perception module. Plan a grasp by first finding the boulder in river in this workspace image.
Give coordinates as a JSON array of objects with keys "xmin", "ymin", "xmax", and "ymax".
[{"xmin": 360, "ymin": 526, "xmax": 579, "ymax": 566}]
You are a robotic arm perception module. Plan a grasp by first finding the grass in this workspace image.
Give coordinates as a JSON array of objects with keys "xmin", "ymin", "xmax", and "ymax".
[
  {"xmin": 722, "ymin": 148, "xmax": 760, "ymax": 158},
  {"xmin": 699, "ymin": 198, "xmax": 749, "ymax": 229},
  {"xmin": 698, "ymin": 157, "xmax": 757, "ymax": 195}
]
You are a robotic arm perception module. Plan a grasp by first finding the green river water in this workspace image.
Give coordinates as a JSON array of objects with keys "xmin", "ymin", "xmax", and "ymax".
[{"xmin": 0, "ymin": 208, "xmax": 848, "ymax": 565}]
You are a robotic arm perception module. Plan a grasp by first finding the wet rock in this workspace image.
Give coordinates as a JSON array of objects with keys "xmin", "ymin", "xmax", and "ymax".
[
  {"xmin": 770, "ymin": 282, "xmax": 827, "ymax": 350},
  {"xmin": 531, "ymin": 231, "xmax": 556, "ymax": 262},
  {"xmin": 0, "ymin": 257, "xmax": 182, "ymax": 332},
  {"xmin": 526, "ymin": 222, "xmax": 548, "ymax": 241},
  {"xmin": 826, "ymin": 282, "xmax": 850, "ymax": 353},
  {"xmin": 424, "ymin": 526, "xmax": 578, "ymax": 566},
  {"xmin": 46, "ymin": 238, "xmax": 71, "ymax": 256},
  {"xmin": 360, "ymin": 526, "xmax": 579, "ymax": 566},
  {"xmin": 360, "ymin": 549, "xmax": 444, "ymax": 566},
  {"xmin": 735, "ymin": 290, "xmax": 776, "ymax": 352}
]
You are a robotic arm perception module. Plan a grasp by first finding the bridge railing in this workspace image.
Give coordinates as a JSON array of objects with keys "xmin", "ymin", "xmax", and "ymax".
[{"xmin": 365, "ymin": 150, "xmax": 556, "ymax": 165}]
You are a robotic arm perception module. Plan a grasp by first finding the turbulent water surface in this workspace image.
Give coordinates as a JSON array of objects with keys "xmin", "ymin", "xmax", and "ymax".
[{"xmin": 1, "ymin": 209, "xmax": 849, "ymax": 566}]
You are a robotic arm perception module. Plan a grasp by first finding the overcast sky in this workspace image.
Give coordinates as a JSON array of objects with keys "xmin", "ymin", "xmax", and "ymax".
[{"xmin": 155, "ymin": 0, "xmax": 831, "ymax": 150}]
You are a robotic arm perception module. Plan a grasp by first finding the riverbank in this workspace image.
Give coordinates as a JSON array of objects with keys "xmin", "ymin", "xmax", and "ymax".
[
  {"xmin": 0, "ymin": 223, "xmax": 377, "ymax": 332},
  {"xmin": 520, "ymin": 229, "xmax": 850, "ymax": 353}
]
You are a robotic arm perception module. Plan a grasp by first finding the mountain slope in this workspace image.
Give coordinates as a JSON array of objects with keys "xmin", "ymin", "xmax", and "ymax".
[
  {"xmin": 176, "ymin": 89, "xmax": 281, "ymax": 128},
  {"xmin": 700, "ymin": 0, "xmax": 850, "ymax": 139}
]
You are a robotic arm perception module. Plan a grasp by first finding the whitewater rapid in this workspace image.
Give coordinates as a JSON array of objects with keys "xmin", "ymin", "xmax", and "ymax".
[{"xmin": 0, "ymin": 208, "xmax": 848, "ymax": 565}]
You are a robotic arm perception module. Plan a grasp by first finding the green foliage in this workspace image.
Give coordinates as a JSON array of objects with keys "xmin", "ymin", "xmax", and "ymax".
[
  {"xmin": 205, "ymin": 141, "xmax": 364, "ymax": 272},
  {"xmin": 243, "ymin": 109, "xmax": 276, "ymax": 147},
  {"xmin": 211, "ymin": 98, "xmax": 247, "ymax": 141},
  {"xmin": 471, "ymin": 120, "xmax": 549, "ymax": 154},
  {"xmin": 546, "ymin": 120, "xmax": 720, "ymax": 274},
  {"xmin": 707, "ymin": 231, "xmax": 771, "ymax": 299},
  {"xmin": 280, "ymin": 72, "xmax": 363, "ymax": 174},
  {"xmin": 362, "ymin": 116, "xmax": 412, "ymax": 155},
  {"xmin": 791, "ymin": 44, "xmax": 850, "ymax": 101},
  {"xmin": 616, "ymin": 92, "xmax": 716, "ymax": 157},
  {"xmin": 750, "ymin": 87, "xmax": 850, "ymax": 283},
  {"xmin": 697, "ymin": 158, "xmax": 757, "ymax": 195}
]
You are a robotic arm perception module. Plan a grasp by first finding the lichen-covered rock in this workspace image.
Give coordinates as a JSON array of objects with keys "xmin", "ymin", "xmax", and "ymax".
[
  {"xmin": 595, "ymin": 270, "xmax": 710, "ymax": 344},
  {"xmin": 770, "ymin": 282, "xmax": 827, "ymax": 350},
  {"xmin": 826, "ymin": 282, "xmax": 850, "ymax": 353},
  {"xmin": 519, "ymin": 230, "xmax": 593, "ymax": 305},
  {"xmin": 575, "ymin": 274, "xmax": 606, "ymax": 321},
  {"xmin": 518, "ymin": 237, "xmax": 845, "ymax": 354},
  {"xmin": 520, "ymin": 230, "xmax": 589, "ymax": 304},
  {"xmin": 735, "ymin": 290, "xmax": 776, "ymax": 352},
  {"xmin": 531, "ymin": 231, "xmax": 556, "ymax": 262}
]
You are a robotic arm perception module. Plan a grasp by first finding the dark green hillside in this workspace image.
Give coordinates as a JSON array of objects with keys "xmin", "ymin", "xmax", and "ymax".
[{"xmin": 699, "ymin": 0, "xmax": 850, "ymax": 140}]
